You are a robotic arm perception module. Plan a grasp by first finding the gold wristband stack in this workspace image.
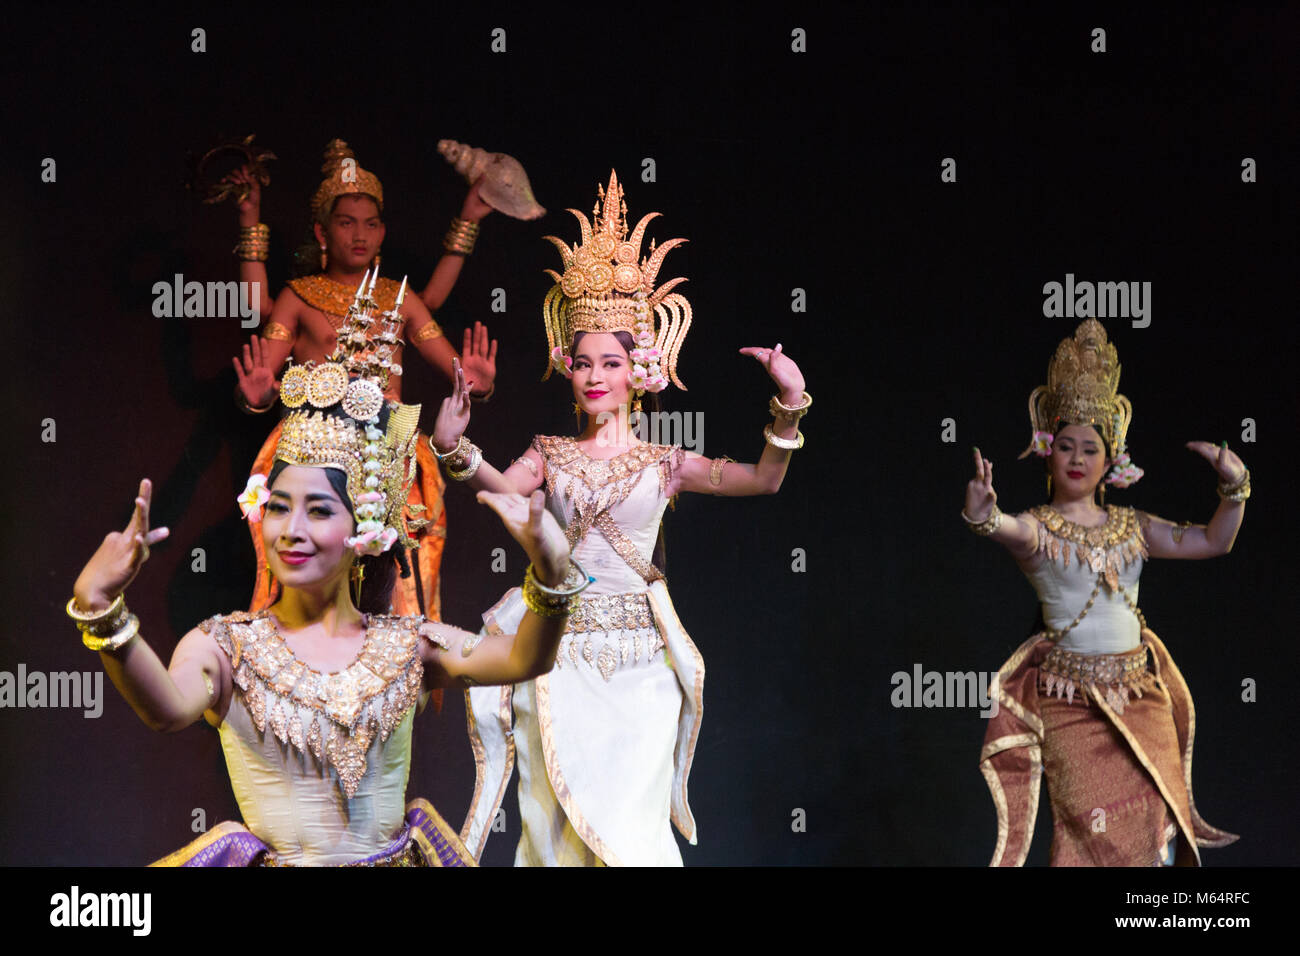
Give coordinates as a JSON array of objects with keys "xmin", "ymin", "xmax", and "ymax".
[
  {"xmin": 961, "ymin": 505, "xmax": 1003, "ymax": 535},
  {"xmin": 769, "ymin": 391, "xmax": 812, "ymax": 422},
  {"xmin": 66, "ymin": 595, "xmax": 140, "ymax": 652},
  {"xmin": 762, "ymin": 423, "xmax": 805, "ymax": 450},
  {"xmin": 235, "ymin": 223, "xmax": 270, "ymax": 261},
  {"xmin": 763, "ymin": 390, "xmax": 810, "ymax": 450},
  {"xmin": 1217, "ymin": 468, "xmax": 1251, "ymax": 503},
  {"xmin": 521, "ymin": 559, "xmax": 592, "ymax": 617},
  {"xmin": 431, "ymin": 435, "xmax": 483, "ymax": 481},
  {"xmin": 443, "ymin": 217, "xmax": 480, "ymax": 255}
]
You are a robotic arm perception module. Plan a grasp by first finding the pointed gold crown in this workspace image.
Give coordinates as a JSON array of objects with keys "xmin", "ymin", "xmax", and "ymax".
[
  {"xmin": 266, "ymin": 269, "xmax": 422, "ymax": 552},
  {"xmin": 1022, "ymin": 319, "xmax": 1132, "ymax": 458},
  {"xmin": 541, "ymin": 170, "xmax": 691, "ymax": 391},
  {"xmin": 310, "ymin": 139, "xmax": 384, "ymax": 222}
]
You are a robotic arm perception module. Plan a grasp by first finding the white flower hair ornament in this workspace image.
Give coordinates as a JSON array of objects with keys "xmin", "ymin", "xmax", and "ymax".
[{"xmin": 238, "ymin": 474, "xmax": 271, "ymax": 522}]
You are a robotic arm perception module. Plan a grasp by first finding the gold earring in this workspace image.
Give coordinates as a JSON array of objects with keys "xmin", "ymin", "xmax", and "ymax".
[
  {"xmin": 1046, "ymin": 474, "xmax": 1053, "ymax": 498},
  {"xmin": 573, "ymin": 402, "xmax": 582, "ymax": 429},
  {"xmin": 373, "ymin": 252, "xmax": 381, "ymax": 272},
  {"xmin": 350, "ymin": 562, "xmax": 365, "ymax": 606},
  {"xmin": 319, "ymin": 244, "xmax": 327, "ymax": 270},
  {"xmin": 1098, "ymin": 483, "xmax": 1106, "ymax": 507}
]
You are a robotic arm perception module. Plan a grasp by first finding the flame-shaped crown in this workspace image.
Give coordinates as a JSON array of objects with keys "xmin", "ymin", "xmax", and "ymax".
[{"xmin": 541, "ymin": 170, "xmax": 691, "ymax": 391}]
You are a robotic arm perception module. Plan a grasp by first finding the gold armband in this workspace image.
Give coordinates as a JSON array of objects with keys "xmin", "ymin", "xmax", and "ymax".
[
  {"xmin": 411, "ymin": 321, "xmax": 444, "ymax": 344},
  {"xmin": 261, "ymin": 321, "xmax": 293, "ymax": 342}
]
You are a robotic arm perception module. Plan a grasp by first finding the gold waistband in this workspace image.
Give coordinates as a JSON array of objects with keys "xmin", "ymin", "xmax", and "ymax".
[
  {"xmin": 566, "ymin": 591, "xmax": 654, "ymax": 634},
  {"xmin": 1040, "ymin": 644, "xmax": 1152, "ymax": 713}
]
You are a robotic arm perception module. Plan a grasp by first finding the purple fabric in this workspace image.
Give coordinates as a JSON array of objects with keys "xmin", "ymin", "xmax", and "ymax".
[
  {"xmin": 172, "ymin": 805, "xmax": 467, "ymax": 866},
  {"xmin": 406, "ymin": 803, "xmax": 469, "ymax": 867},
  {"xmin": 180, "ymin": 829, "xmax": 269, "ymax": 867}
]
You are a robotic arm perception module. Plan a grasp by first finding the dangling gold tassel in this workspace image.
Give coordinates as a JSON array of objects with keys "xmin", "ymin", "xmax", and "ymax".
[
  {"xmin": 1046, "ymin": 473, "xmax": 1054, "ymax": 498},
  {"xmin": 573, "ymin": 402, "xmax": 583, "ymax": 431},
  {"xmin": 1098, "ymin": 482, "xmax": 1106, "ymax": 506},
  {"xmin": 319, "ymin": 245, "xmax": 327, "ymax": 271}
]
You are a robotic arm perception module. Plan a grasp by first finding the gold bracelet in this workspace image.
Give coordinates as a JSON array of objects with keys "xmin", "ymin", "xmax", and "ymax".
[
  {"xmin": 235, "ymin": 383, "xmax": 275, "ymax": 415},
  {"xmin": 1217, "ymin": 468, "xmax": 1251, "ymax": 502},
  {"xmin": 469, "ymin": 383, "xmax": 495, "ymax": 403},
  {"xmin": 961, "ymin": 505, "xmax": 1003, "ymax": 535},
  {"xmin": 429, "ymin": 434, "xmax": 470, "ymax": 463},
  {"xmin": 443, "ymin": 217, "xmax": 480, "ymax": 255},
  {"xmin": 235, "ymin": 223, "xmax": 271, "ymax": 261},
  {"xmin": 521, "ymin": 559, "xmax": 591, "ymax": 616},
  {"xmin": 769, "ymin": 391, "xmax": 812, "ymax": 421},
  {"xmin": 762, "ymin": 423, "xmax": 805, "ymax": 450},
  {"xmin": 82, "ymin": 614, "xmax": 141, "ymax": 652},
  {"xmin": 66, "ymin": 594, "xmax": 126, "ymax": 633},
  {"xmin": 446, "ymin": 443, "xmax": 483, "ymax": 481}
]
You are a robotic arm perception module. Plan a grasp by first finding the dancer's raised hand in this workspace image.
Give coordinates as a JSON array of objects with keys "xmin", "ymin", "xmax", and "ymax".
[
  {"xmin": 460, "ymin": 322, "xmax": 498, "ymax": 396},
  {"xmin": 233, "ymin": 334, "xmax": 279, "ymax": 408},
  {"xmin": 1186, "ymin": 441, "xmax": 1247, "ymax": 486},
  {"xmin": 74, "ymin": 479, "xmax": 171, "ymax": 611},
  {"xmin": 965, "ymin": 447, "xmax": 999, "ymax": 521},
  {"xmin": 477, "ymin": 489, "xmax": 570, "ymax": 587},
  {"xmin": 431, "ymin": 358, "xmax": 473, "ymax": 454},
  {"xmin": 740, "ymin": 343, "xmax": 805, "ymax": 401}
]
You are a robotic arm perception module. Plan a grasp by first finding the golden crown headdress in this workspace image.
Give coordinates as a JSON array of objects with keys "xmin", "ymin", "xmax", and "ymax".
[
  {"xmin": 541, "ymin": 170, "xmax": 691, "ymax": 393},
  {"xmin": 237, "ymin": 267, "xmax": 423, "ymax": 553},
  {"xmin": 1020, "ymin": 319, "xmax": 1143, "ymax": 487},
  {"xmin": 310, "ymin": 139, "xmax": 384, "ymax": 222}
]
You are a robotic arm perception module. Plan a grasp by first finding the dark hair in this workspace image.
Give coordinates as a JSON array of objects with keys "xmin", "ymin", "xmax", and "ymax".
[{"xmin": 265, "ymin": 402, "xmax": 407, "ymax": 614}]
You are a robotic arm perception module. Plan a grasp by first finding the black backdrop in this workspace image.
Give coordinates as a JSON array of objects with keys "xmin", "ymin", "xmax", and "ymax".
[{"xmin": 3, "ymin": 5, "xmax": 1296, "ymax": 868}]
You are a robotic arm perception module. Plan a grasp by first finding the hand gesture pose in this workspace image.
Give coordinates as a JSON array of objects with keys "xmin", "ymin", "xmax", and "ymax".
[
  {"xmin": 1185, "ymin": 440, "xmax": 1247, "ymax": 486},
  {"xmin": 739, "ymin": 343, "xmax": 806, "ymax": 401},
  {"xmin": 459, "ymin": 177, "xmax": 494, "ymax": 223},
  {"xmin": 232, "ymin": 335, "xmax": 280, "ymax": 409},
  {"xmin": 221, "ymin": 164, "xmax": 263, "ymax": 223},
  {"xmin": 477, "ymin": 489, "xmax": 570, "ymax": 586},
  {"xmin": 431, "ymin": 358, "xmax": 473, "ymax": 454},
  {"xmin": 459, "ymin": 321, "xmax": 498, "ymax": 396},
  {"xmin": 74, "ymin": 480, "xmax": 171, "ymax": 611},
  {"xmin": 965, "ymin": 447, "xmax": 999, "ymax": 522}
]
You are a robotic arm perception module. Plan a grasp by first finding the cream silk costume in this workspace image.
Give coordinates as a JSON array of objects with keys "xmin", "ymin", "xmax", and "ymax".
[
  {"xmin": 980, "ymin": 506, "xmax": 1237, "ymax": 866},
  {"xmin": 460, "ymin": 437, "xmax": 703, "ymax": 866},
  {"xmin": 156, "ymin": 611, "xmax": 473, "ymax": 866}
]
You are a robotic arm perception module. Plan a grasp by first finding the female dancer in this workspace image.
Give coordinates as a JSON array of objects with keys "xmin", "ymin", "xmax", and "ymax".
[
  {"xmin": 968, "ymin": 319, "xmax": 1245, "ymax": 866},
  {"xmin": 67, "ymin": 295, "xmax": 586, "ymax": 867},
  {"xmin": 431, "ymin": 171, "xmax": 810, "ymax": 865},
  {"xmin": 228, "ymin": 139, "xmax": 499, "ymax": 620}
]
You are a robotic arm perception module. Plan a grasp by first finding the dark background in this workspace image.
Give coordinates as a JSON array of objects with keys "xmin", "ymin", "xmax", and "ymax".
[{"xmin": 2, "ymin": 5, "xmax": 1296, "ymax": 866}]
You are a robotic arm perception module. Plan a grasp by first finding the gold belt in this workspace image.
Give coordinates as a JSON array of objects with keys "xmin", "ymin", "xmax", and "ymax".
[
  {"xmin": 555, "ymin": 593, "xmax": 663, "ymax": 682},
  {"xmin": 1040, "ymin": 644, "xmax": 1152, "ymax": 714},
  {"xmin": 566, "ymin": 591, "xmax": 654, "ymax": 634}
]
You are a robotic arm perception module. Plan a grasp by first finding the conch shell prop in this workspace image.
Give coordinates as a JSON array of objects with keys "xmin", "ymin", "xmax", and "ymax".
[{"xmin": 438, "ymin": 139, "xmax": 546, "ymax": 220}]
